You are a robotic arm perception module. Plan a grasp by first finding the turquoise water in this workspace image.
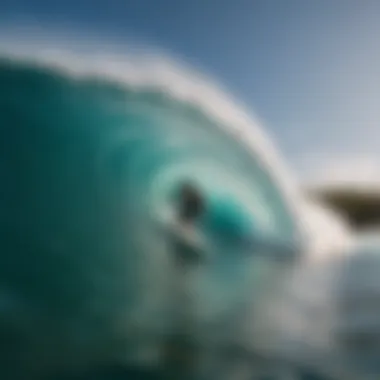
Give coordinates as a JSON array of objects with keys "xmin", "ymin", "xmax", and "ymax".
[
  {"xmin": 0, "ymin": 55, "xmax": 301, "ymax": 379},
  {"xmin": 3, "ymin": 50, "xmax": 375, "ymax": 380}
]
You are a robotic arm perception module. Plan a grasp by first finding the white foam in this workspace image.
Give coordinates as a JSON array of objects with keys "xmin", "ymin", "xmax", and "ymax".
[{"xmin": 300, "ymin": 200, "xmax": 352, "ymax": 263}]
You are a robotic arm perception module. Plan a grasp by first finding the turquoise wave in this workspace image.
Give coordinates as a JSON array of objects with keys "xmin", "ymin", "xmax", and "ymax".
[{"xmin": 0, "ymin": 54, "xmax": 301, "ymax": 379}]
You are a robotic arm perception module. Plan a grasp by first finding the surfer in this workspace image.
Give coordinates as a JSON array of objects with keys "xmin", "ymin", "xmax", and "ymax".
[
  {"xmin": 162, "ymin": 182, "xmax": 206, "ymax": 379},
  {"xmin": 172, "ymin": 182, "xmax": 206, "ymax": 267},
  {"xmin": 177, "ymin": 182, "xmax": 205, "ymax": 225}
]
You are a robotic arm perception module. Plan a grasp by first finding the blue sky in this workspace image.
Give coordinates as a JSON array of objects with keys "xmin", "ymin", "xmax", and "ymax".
[{"xmin": 1, "ymin": 0, "xmax": 380, "ymax": 183}]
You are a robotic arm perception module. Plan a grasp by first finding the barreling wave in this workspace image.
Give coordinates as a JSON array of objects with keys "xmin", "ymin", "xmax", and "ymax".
[
  {"xmin": 0, "ymin": 39, "xmax": 308, "ymax": 378},
  {"xmin": 3, "ymin": 37, "xmax": 358, "ymax": 380}
]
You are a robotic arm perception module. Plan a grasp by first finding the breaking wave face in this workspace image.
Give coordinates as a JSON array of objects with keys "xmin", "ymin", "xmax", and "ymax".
[{"xmin": 0, "ymin": 41, "xmax": 303, "ymax": 379}]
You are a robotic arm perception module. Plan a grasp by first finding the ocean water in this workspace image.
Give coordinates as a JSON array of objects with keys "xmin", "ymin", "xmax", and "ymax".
[{"xmin": 0, "ymin": 43, "xmax": 354, "ymax": 380}]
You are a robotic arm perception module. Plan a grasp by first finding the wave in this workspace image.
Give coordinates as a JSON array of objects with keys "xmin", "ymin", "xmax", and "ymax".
[{"xmin": 0, "ymin": 37, "xmax": 346, "ymax": 379}]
